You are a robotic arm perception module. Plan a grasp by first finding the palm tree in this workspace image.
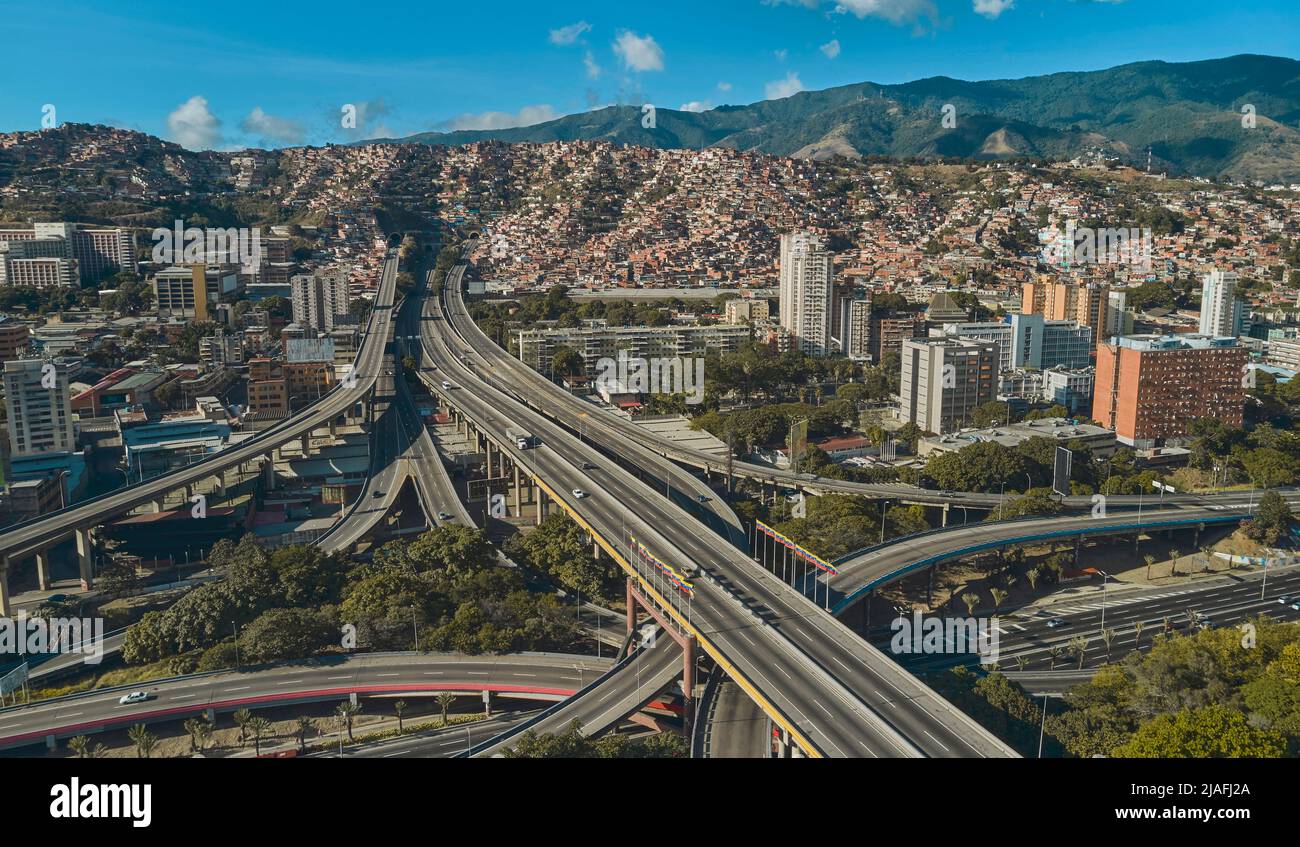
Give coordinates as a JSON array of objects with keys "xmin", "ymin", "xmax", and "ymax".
[
  {"xmin": 1069, "ymin": 636, "xmax": 1090, "ymax": 670},
  {"xmin": 1026, "ymin": 568, "xmax": 1041, "ymax": 591},
  {"xmin": 233, "ymin": 708, "xmax": 253, "ymax": 746},
  {"xmin": 1101, "ymin": 628, "xmax": 1116, "ymax": 658},
  {"xmin": 394, "ymin": 701, "xmax": 408, "ymax": 735},
  {"xmin": 295, "ymin": 717, "xmax": 316, "ymax": 753},
  {"xmin": 437, "ymin": 694, "xmax": 457, "ymax": 726},
  {"xmin": 127, "ymin": 724, "xmax": 157, "ymax": 759},
  {"xmin": 245, "ymin": 716, "xmax": 273, "ymax": 756},
  {"xmin": 1144, "ymin": 554, "xmax": 1156, "ymax": 581},
  {"xmin": 67, "ymin": 735, "xmax": 90, "ymax": 758},
  {"xmin": 990, "ymin": 588, "xmax": 1009, "ymax": 614},
  {"xmin": 1047, "ymin": 646, "xmax": 1064, "ymax": 670},
  {"xmin": 335, "ymin": 701, "xmax": 362, "ymax": 742},
  {"xmin": 961, "ymin": 591, "xmax": 980, "ymax": 617},
  {"xmin": 1014, "ymin": 655, "xmax": 1029, "ymax": 672},
  {"xmin": 183, "ymin": 717, "xmax": 212, "ymax": 753},
  {"xmin": 1201, "ymin": 546, "xmax": 1214, "ymax": 572},
  {"xmin": 1162, "ymin": 615, "xmax": 1174, "ymax": 637},
  {"xmin": 1133, "ymin": 620, "xmax": 1145, "ymax": 651},
  {"xmin": 1169, "ymin": 549, "xmax": 1180, "ymax": 577}
]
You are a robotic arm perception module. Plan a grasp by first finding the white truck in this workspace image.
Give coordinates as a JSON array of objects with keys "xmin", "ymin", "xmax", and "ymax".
[{"xmin": 507, "ymin": 428, "xmax": 534, "ymax": 450}]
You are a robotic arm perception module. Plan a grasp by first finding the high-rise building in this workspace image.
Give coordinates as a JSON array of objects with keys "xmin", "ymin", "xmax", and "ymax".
[
  {"xmin": 723, "ymin": 297, "xmax": 769, "ymax": 324},
  {"xmin": 1198, "ymin": 269, "xmax": 1245, "ymax": 338},
  {"xmin": 291, "ymin": 271, "xmax": 351, "ymax": 333},
  {"xmin": 3, "ymin": 358, "xmax": 75, "ymax": 458},
  {"xmin": 778, "ymin": 232, "xmax": 833, "ymax": 356},
  {"xmin": 1021, "ymin": 277, "xmax": 1108, "ymax": 344},
  {"xmin": 899, "ymin": 337, "xmax": 998, "ymax": 435},
  {"xmin": 152, "ymin": 265, "xmax": 239, "ymax": 321},
  {"xmin": 0, "ymin": 223, "xmax": 135, "ymax": 282},
  {"xmin": 1104, "ymin": 289, "xmax": 1134, "ymax": 339},
  {"xmin": 0, "ymin": 317, "xmax": 30, "ymax": 362},
  {"xmin": 942, "ymin": 314, "xmax": 1092, "ymax": 372},
  {"xmin": 844, "ymin": 298, "xmax": 874, "ymax": 361},
  {"xmin": 1093, "ymin": 334, "xmax": 1246, "ymax": 446},
  {"xmin": 869, "ymin": 311, "xmax": 928, "ymax": 362}
]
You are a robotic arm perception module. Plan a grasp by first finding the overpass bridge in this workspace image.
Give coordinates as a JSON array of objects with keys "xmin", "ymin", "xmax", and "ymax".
[
  {"xmin": 419, "ymin": 272, "xmax": 1018, "ymax": 758},
  {"xmin": 0, "ymin": 250, "xmax": 402, "ymax": 613}
]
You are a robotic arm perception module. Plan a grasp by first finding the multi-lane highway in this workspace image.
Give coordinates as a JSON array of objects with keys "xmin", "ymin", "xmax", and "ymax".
[
  {"xmin": 0, "ymin": 652, "xmax": 612, "ymax": 751},
  {"xmin": 420, "ymin": 266, "xmax": 1019, "ymax": 758},
  {"xmin": 0, "ymin": 250, "xmax": 402, "ymax": 597}
]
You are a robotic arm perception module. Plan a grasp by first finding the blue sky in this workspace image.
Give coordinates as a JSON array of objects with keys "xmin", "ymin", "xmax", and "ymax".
[{"xmin": 1, "ymin": 0, "xmax": 1296, "ymax": 150}]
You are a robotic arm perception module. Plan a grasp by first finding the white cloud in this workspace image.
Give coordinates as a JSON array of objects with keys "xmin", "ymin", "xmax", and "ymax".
[
  {"xmin": 613, "ymin": 30, "xmax": 664, "ymax": 72},
  {"xmin": 765, "ymin": 0, "xmax": 938, "ymax": 28},
  {"xmin": 820, "ymin": 39, "xmax": 841, "ymax": 59},
  {"xmin": 167, "ymin": 95, "xmax": 222, "ymax": 150},
  {"xmin": 973, "ymin": 0, "xmax": 1014, "ymax": 18},
  {"xmin": 764, "ymin": 71, "xmax": 804, "ymax": 100},
  {"xmin": 446, "ymin": 104, "xmax": 561, "ymax": 132},
  {"xmin": 717, "ymin": 81, "xmax": 733, "ymax": 92},
  {"xmin": 679, "ymin": 101, "xmax": 711, "ymax": 113},
  {"xmin": 240, "ymin": 107, "xmax": 306, "ymax": 145},
  {"xmin": 549, "ymin": 21, "xmax": 591, "ymax": 46},
  {"xmin": 584, "ymin": 50, "xmax": 602, "ymax": 79}
]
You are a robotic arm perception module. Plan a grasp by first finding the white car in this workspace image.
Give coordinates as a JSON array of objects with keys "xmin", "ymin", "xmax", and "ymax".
[
  {"xmin": 571, "ymin": 488, "xmax": 589, "ymax": 499},
  {"xmin": 118, "ymin": 691, "xmax": 152, "ymax": 705}
]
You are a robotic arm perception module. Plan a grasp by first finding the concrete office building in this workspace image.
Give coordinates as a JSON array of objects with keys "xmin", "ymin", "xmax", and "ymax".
[
  {"xmin": 941, "ymin": 313, "xmax": 1092, "ymax": 372},
  {"xmin": 152, "ymin": 265, "xmax": 239, "ymax": 321},
  {"xmin": 778, "ymin": 232, "xmax": 833, "ymax": 356},
  {"xmin": 1198, "ymin": 269, "xmax": 1245, "ymax": 338},
  {"xmin": 3, "ymin": 358, "xmax": 75, "ymax": 459},
  {"xmin": 1021, "ymin": 278, "xmax": 1110, "ymax": 344},
  {"xmin": 899, "ymin": 337, "xmax": 998, "ymax": 435},
  {"xmin": 1093, "ymin": 334, "xmax": 1246, "ymax": 447},
  {"xmin": 0, "ymin": 222, "xmax": 135, "ymax": 282}
]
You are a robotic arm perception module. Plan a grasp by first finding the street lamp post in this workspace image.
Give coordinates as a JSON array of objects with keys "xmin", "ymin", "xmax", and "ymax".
[{"xmin": 1097, "ymin": 569, "xmax": 1111, "ymax": 630}]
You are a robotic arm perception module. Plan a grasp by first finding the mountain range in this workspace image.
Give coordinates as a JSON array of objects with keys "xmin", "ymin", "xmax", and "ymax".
[{"xmin": 373, "ymin": 54, "xmax": 1300, "ymax": 183}]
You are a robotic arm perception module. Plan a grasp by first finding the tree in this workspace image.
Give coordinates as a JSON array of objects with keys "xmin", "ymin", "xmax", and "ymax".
[
  {"xmin": 961, "ymin": 591, "xmax": 980, "ymax": 616},
  {"xmin": 1101, "ymin": 628, "xmax": 1116, "ymax": 658},
  {"xmin": 245, "ymin": 716, "xmax": 273, "ymax": 756},
  {"xmin": 183, "ymin": 717, "xmax": 213, "ymax": 754},
  {"xmin": 394, "ymin": 700, "xmax": 408, "ymax": 735},
  {"xmin": 1144, "ymin": 554, "xmax": 1155, "ymax": 581},
  {"xmin": 1047, "ymin": 646, "xmax": 1064, "ymax": 670},
  {"xmin": 67, "ymin": 735, "xmax": 91, "ymax": 758},
  {"xmin": 336, "ymin": 701, "xmax": 362, "ymax": 741},
  {"xmin": 1133, "ymin": 620, "xmax": 1145, "ymax": 652},
  {"xmin": 990, "ymin": 588, "xmax": 1009, "ymax": 614},
  {"xmin": 233, "ymin": 709, "xmax": 253, "ymax": 746},
  {"xmin": 295, "ymin": 717, "xmax": 316, "ymax": 753},
  {"xmin": 99, "ymin": 557, "xmax": 143, "ymax": 600},
  {"xmin": 1169, "ymin": 549, "xmax": 1180, "ymax": 577},
  {"xmin": 1069, "ymin": 636, "xmax": 1090, "ymax": 670},
  {"xmin": 437, "ymin": 694, "xmax": 456, "ymax": 725},
  {"xmin": 127, "ymin": 724, "xmax": 158, "ymax": 759},
  {"xmin": 1115, "ymin": 705, "xmax": 1286, "ymax": 758}
]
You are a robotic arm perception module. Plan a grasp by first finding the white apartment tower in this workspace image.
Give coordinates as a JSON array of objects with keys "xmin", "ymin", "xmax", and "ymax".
[
  {"xmin": 778, "ymin": 232, "xmax": 833, "ymax": 356},
  {"xmin": 1198, "ymin": 269, "xmax": 1244, "ymax": 338},
  {"xmin": 3, "ymin": 358, "xmax": 75, "ymax": 458},
  {"xmin": 292, "ymin": 271, "xmax": 351, "ymax": 333}
]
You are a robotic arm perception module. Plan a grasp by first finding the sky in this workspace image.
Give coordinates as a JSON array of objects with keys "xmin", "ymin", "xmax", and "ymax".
[{"xmin": 1, "ymin": 0, "xmax": 1296, "ymax": 150}]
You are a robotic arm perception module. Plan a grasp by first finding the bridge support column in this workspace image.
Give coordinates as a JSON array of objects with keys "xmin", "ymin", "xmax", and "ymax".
[
  {"xmin": 75, "ymin": 528, "xmax": 93, "ymax": 590},
  {"xmin": 485, "ymin": 441, "xmax": 494, "ymax": 479},
  {"xmin": 216, "ymin": 470, "xmax": 227, "ymax": 498},
  {"xmin": 481, "ymin": 689, "xmax": 492, "ymax": 718},
  {"xmin": 329, "ymin": 419, "xmax": 337, "ymax": 439},
  {"xmin": 513, "ymin": 466, "xmax": 522, "ymax": 517},
  {"xmin": 535, "ymin": 485, "xmax": 546, "ymax": 525},
  {"xmin": 36, "ymin": 550, "xmax": 51, "ymax": 591},
  {"xmin": 941, "ymin": 503, "xmax": 949, "ymax": 528},
  {"xmin": 1075, "ymin": 534, "xmax": 1083, "ymax": 566},
  {"xmin": 626, "ymin": 577, "xmax": 637, "ymax": 637},
  {"xmin": 262, "ymin": 454, "xmax": 277, "ymax": 490},
  {"xmin": 0, "ymin": 555, "xmax": 11, "ymax": 617},
  {"xmin": 152, "ymin": 496, "xmax": 165, "ymax": 513},
  {"xmin": 682, "ymin": 635, "xmax": 697, "ymax": 739},
  {"xmin": 300, "ymin": 434, "xmax": 311, "ymax": 457}
]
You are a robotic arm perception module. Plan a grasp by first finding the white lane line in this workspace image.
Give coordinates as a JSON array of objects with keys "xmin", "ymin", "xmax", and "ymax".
[{"xmin": 923, "ymin": 730, "xmax": 951, "ymax": 753}]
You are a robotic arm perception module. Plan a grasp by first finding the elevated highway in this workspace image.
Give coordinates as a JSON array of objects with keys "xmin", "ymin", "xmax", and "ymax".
[
  {"xmin": 419, "ymin": 274, "xmax": 1019, "ymax": 758},
  {"xmin": 0, "ymin": 250, "xmax": 403, "ymax": 613}
]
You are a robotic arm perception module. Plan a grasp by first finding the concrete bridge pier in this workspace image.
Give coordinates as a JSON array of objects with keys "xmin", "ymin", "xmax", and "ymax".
[
  {"xmin": 513, "ymin": 466, "xmax": 522, "ymax": 517},
  {"xmin": 0, "ymin": 555, "xmax": 10, "ymax": 616},
  {"xmin": 75, "ymin": 528, "xmax": 94, "ymax": 590},
  {"xmin": 36, "ymin": 550, "xmax": 51, "ymax": 591}
]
